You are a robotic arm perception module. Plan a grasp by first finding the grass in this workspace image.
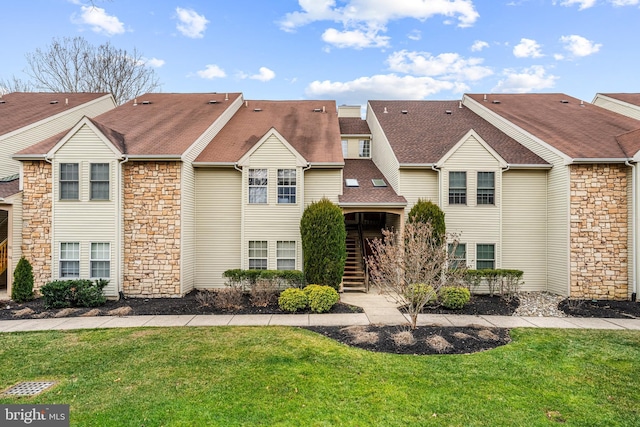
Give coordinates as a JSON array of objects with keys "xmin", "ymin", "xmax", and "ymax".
[{"xmin": 0, "ymin": 327, "xmax": 639, "ymax": 426}]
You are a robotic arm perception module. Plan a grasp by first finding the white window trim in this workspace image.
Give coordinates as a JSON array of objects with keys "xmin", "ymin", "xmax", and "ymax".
[
  {"xmin": 60, "ymin": 163, "xmax": 79, "ymax": 201},
  {"xmin": 277, "ymin": 169, "xmax": 297, "ymax": 204},
  {"xmin": 90, "ymin": 242, "xmax": 111, "ymax": 278},
  {"xmin": 248, "ymin": 169, "xmax": 268, "ymax": 204},
  {"xmin": 277, "ymin": 241, "xmax": 296, "ymax": 270},
  {"xmin": 248, "ymin": 241, "xmax": 268, "ymax": 270},
  {"xmin": 476, "ymin": 243, "xmax": 495, "ymax": 270},
  {"xmin": 60, "ymin": 242, "xmax": 80, "ymax": 278},
  {"xmin": 90, "ymin": 163, "xmax": 110, "ymax": 201}
]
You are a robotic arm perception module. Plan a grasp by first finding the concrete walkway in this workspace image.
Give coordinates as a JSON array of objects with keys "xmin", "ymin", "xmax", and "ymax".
[{"xmin": 0, "ymin": 291, "xmax": 639, "ymax": 332}]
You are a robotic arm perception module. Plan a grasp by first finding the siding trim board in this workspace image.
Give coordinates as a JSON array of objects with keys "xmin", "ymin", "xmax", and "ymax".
[
  {"xmin": 237, "ymin": 128, "xmax": 309, "ymax": 168},
  {"xmin": 46, "ymin": 117, "xmax": 123, "ymax": 159},
  {"xmin": 436, "ymin": 129, "xmax": 508, "ymax": 169}
]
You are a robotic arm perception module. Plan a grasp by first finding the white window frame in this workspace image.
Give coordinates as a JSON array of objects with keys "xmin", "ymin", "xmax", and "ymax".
[
  {"xmin": 90, "ymin": 163, "xmax": 110, "ymax": 201},
  {"xmin": 90, "ymin": 242, "xmax": 111, "ymax": 278},
  {"xmin": 477, "ymin": 171, "xmax": 495, "ymax": 205},
  {"xmin": 277, "ymin": 169, "xmax": 296, "ymax": 204},
  {"xmin": 448, "ymin": 243, "xmax": 466, "ymax": 269},
  {"xmin": 60, "ymin": 163, "xmax": 79, "ymax": 200},
  {"xmin": 277, "ymin": 241, "xmax": 296, "ymax": 270},
  {"xmin": 248, "ymin": 169, "xmax": 268, "ymax": 204},
  {"xmin": 342, "ymin": 139, "xmax": 348, "ymax": 158},
  {"xmin": 448, "ymin": 171, "xmax": 467, "ymax": 205},
  {"xmin": 249, "ymin": 241, "xmax": 268, "ymax": 270},
  {"xmin": 476, "ymin": 244, "xmax": 495, "ymax": 270},
  {"xmin": 358, "ymin": 139, "xmax": 370, "ymax": 158},
  {"xmin": 60, "ymin": 242, "xmax": 80, "ymax": 278}
]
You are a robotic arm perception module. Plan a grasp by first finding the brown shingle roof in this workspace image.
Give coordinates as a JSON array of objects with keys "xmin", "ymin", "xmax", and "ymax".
[
  {"xmin": 339, "ymin": 159, "xmax": 407, "ymax": 205},
  {"xmin": 0, "ymin": 92, "xmax": 111, "ymax": 136},
  {"xmin": 339, "ymin": 117, "xmax": 371, "ymax": 135},
  {"xmin": 601, "ymin": 93, "xmax": 640, "ymax": 107},
  {"xmin": 18, "ymin": 93, "xmax": 243, "ymax": 157},
  {"xmin": 0, "ymin": 177, "xmax": 20, "ymax": 198},
  {"xmin": 368, "ymin": 100, "xmax": 547, "ymax": 165},
  {"xmin": 466, "ymin": 93, "xmax": 640, "ymax": 159},
  {"xmin": 195, "ymin": 100, "xmax": 343, "ymax": 164}
]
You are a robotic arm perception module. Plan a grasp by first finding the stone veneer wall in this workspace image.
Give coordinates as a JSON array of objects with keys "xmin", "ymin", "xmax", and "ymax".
[
  {"xmin": 569, "ymin": 164, "xmax": 628, "ymax": 299},
  {"xmin": 21, "ymin": 161, "xmax": 52, "ymax": 291},
  {"xmin": 123, "ymin": 161, "xmax": 182, "ymax": 297}
]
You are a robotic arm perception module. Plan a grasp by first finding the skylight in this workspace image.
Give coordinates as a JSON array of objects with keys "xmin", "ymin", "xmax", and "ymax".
[
  {"xmin": 372, "ymin": 178, "xmax": 387, "ymax": 187},
  {"xmin": 345, "ymin": 179, "xmax": 359, "ymax": 187}
]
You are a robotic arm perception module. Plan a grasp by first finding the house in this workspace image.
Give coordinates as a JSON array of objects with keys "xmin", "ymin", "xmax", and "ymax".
[
  {"xmin": 0, "ymin": 92, "xmax": 115, "ymax": 295},
  {"xmin": 592, "ymin": 93, "xmax": 640, "ymax": 120},
  {"xmin": 10, "ymin": 91, "xmax": 640, "ymax": 301}
]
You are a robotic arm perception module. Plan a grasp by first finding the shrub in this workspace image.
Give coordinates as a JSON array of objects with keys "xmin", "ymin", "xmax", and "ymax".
[
  {"xmin": 407, "ymin": 199, "xmax": 446, "ymax": 244},
  {"xmin": 439, "ymin": 286, "xmax": 471, "ymax": 310},
  {"xmin": 214, "ymin": 286, "xmax": 244, "ymax": 311},
  {"xmin": 195, "ymin": 290, "xmax": 216, "ymax": 307},
  {"xmin": 223, "ymin": 269, "xmax": 305, "ymax": 291},
  {"xmin": 250, "ymin": 279, "xmax": 279, "ymax": 307},
  {"xmin": 74, "ymin": 279, "xmax": 108, "ymax": 307},
  {"xmin": 405, "ymin": 283, "xmax": 437, "ymax": 310},
  {"xmin": 11, "ymin": 257, "xmax": 34, "ymax": 303},
  {"xmin": 40, "ymin": 279, "xmax": 108, "ymax": 309},
  {"xmin": 304, "ymin": 285, "xmax": 340, "ymax": 313},
  {"xmin": 300, "ymin": 198, "xmax": 346, "ymax": 290},
  {"xmin": 41, "ymin": 280, "xmax": 74, "ymax": 309},
  {"xmin": 278, "ymin": 288, "xmax": 308, "ymax": 312}
]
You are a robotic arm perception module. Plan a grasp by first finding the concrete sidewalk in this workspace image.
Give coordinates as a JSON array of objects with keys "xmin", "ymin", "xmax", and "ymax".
[{"xmin": 0, "ymin": 290, "xmax": 638, "ymax": 332}]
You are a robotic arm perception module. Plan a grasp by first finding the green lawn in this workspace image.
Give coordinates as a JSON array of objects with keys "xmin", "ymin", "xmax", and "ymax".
[{"xmin": 1, "ymin": 326, "xmax": 639, "ymax": 426}]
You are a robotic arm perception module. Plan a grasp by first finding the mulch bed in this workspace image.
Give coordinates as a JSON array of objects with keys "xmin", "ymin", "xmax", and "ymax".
[
  {"xmin": 558, "ymin": 299, "xmax": 640, "ymax": 319},
  {"xmin": 420, "ymin": 294, "xmax": 519, "ymax": 316}
]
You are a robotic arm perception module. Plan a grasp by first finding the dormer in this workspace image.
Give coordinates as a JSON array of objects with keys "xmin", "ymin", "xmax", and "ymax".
[{"xmin": 338, "ymin": 106, "xmax": 372, "ymax": 159}]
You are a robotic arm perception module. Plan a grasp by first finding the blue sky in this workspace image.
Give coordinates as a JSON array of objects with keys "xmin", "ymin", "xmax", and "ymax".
[{"xmin": 2, "ymin": 0, "xmax": 639, "ymax": 106}]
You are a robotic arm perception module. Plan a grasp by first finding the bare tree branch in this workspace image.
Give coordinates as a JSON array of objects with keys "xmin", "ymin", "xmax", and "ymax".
[{"xmin": 0, "ymin": 76, "xmax": 35, "ymax": 95}]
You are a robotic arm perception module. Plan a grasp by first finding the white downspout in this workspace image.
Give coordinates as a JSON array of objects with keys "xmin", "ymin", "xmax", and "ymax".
[
  {"xmin": 234, "ymin": 163, "xmax": 245, "ymax": 270},
  {"xmin": 431, "ymin": 165, "xmax": 441, "ymax": 206},
  {"xmin": 44, "ymin": 156, "xmax": 54, "ymax": 283},
  {"xmin": 500, "ymin": 165, "xmax": 509, "ymax": 270},
  {"xmin": 118, "ymin": 156, "xmax": 129, "ymax": 298},
  {"xmin": 625, "ymin": 160, "xmax": 637, "ymax": 301}
]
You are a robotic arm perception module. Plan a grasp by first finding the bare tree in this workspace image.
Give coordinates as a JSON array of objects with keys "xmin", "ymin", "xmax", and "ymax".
[
  {"xmin": 0, "ymin": 76, "xmax": 34, "ymax": 95},
  {"xmin": 367, "ymin": 222, "xmax": 467, "ymax": 329},
  {"xmin": 15, "ymin": 36, "xmax": 160, "ymax": 104}
]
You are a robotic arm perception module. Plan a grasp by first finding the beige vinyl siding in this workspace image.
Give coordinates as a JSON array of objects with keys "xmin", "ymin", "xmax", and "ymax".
[
  {"xmin": 593, "ymin": 96, "xmax": 640, "ymax": 120},
  {"xmin": 4, "ymin": 193, "xmax": 23, "ymax": 295},
  {"xmin": 441, "ymin": 134, "xmax": 502, "ymax": 271},
  {"xmin": 502, "ymin": 170, "xmax": 547, "ymax": 290},
  {"xmin": 464, "ymin": 96, "xmax": 569, "ymax": 295},
  {"xmin": 0, "ymin": 95, "xmax": 115, "ymax": 178},
  {"xmin": 366, "ymin": 104, "xmax": 400, "ymax": 192},
  {"xmin": 628, "ymin": 166, "xmax": 636, "ymax": 298},
  {"xmin": 342, "ymin": 137, "xmax": 370, "ymax": 159},
  {"xmin": 399, "ymin": 169, "xmax": 439, "ymax": 209},
  {"xmin": 304, "ymin": 168, "xmax": 342, "ymax": 206},
  {"xmin": 51, "ymin": 124, "xmax": 119, "ymax": 296},
  {"xmin": 195, "ymin": 168, "xmax": 242, "ymax": 288},
  {"xmin": 181, "ymin": 95, "xmax": 243, "ymax": 293}
]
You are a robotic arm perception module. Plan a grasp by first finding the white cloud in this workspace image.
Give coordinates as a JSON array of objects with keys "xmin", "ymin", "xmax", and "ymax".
[
  {"xmin": 554, "ymin": 53, "xmax": 565, "ymax": 60},
  {"xmin": 175, "ymin": 7, "xmax": 209, "ymax": 38},
  {"xmin": 144, "ymin": 57, "xmax": 165, "ymax": 68},
  {"xmin": 196, "ymin": 64, "xmax": 226, "ymax": 79},
  {"xmin": 279, "ymin": 0, "xmax": 479, "ymax": 49},
  {"xmin": 559, "ymin": 35, "xmax": 602, "ymax": 57},
  {"xmin": 557, "ymin": 0, "xmax": 597, "ymax": 9},
  {"xmin": 407, "ymin": 30, "xmax": 422, "ymax": 41},
  {"xmin": 322, "ymin": 27, "xmax": 390, "ymax": 48},
  {"xmin": 242, "ymin": 67, "xmax": 276, "ymax": 82},
  {"xmin": 74, "ymin": 6, "xmax": 125, "ymax": 36},
  {"xmin": 492, "ymin": 65, "xmax": 558, "ymax": 93},
  {"xmin": 610, "ymin": 0, "xmax": 639, "ymax": 5},
  {"xmin": 306, "ymin": 74, "xmax": 466, "ymax": 102},
  {"xmin": 387, "ymin": 50, "xmax": 493, "ymax": 81},
  {"xmin": 471, "ymin": 40, "xmax": 489, "ymax": 52},
  {"xmin": 513, "ymin": 38, "xmax": 543, "ymax": 58}
]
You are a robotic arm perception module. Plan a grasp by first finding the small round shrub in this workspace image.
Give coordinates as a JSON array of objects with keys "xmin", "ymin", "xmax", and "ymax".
[
  {"xmin": 304, "ymin": 285, "xmax": 340, "ymax": 313},
  {"xmin": 439, "ymin": 286, "xmax": 471, "ymax": 310},
  {"xmin": 278, "ymin": 288, "xmax": 309, "ymax": 313},
  {"xmin": 405, "ymin": 283, "xmax": 437, "ymax": 308}
]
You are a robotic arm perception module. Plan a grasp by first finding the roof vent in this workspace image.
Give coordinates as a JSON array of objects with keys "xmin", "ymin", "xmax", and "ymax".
[
  {"xmin": 492, "ymin": 100, "xmax": 501, "ymax": 104},
  {"xmin": 445, "ymin": 110, "xmax": 452, "ymax": 115},
  {"xmin": 383, "ymin": 107, "xmax": 388, "ymax": 113},
  {"xmin": 313, "ymin": 108, "xmax": 322, "ymax": 112},
  {"xmin": 65, "ymin": 98, "xmax": 68, "ymax": 106},
  {"xmin": 580, "ymin": 100, "xmax": 585, "ymax": 107},
  {"xmin": 560, "ymin": 99, "xmax": 569, "ymax": 104},
  {"xmin": 483, "ymin": 94, "xmax": 487, "ymax": 101},
  {"xmin": 401, "ymin": 110, "xmax": 408, "ymax": 114},
  {"xmin": 459, "ymin": 101, "xmax": 463, "ymax": 109},
  {"xmin": 50, "ymin": 100, "xmax": 59, "ymax": 104},
  {"xmin": 225, "ymin": 93, "xmax": 229, "ymax": 101},
  {"xmin": 0, "ymin": 100, "xmax": 6, "ymax": 104},
  {"xmin": 253, "ymin": 108, "xmax": 262, "ymax": 112},
  {"xmin": 208, "ymin": 100, "xmax": 218, "ymax": 104},
  {"xmin": 141, "ymin": 100, "xmax": 151, "ymax": 105}
]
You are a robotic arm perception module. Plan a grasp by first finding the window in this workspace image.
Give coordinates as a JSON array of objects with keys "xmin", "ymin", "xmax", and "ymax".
[
  {"xmin": 448, "ymin": 243, "xmax": 466, "ymax": 269},
  {"xmin": 277, "ymin": 241, "xmax": 296, "ymax": 270},
  {"xmin": 277, "ymin": 169, "xmax": 296, "ymax": 204},
  {"xmin": 476, "ymin": 244, "xmax": 495, "ymax": 270},
  {"xmin": 249, "ymin": 241, "xmax": 268, "ymax": 269},
  {"xmin": 60, "ymin": 163, "xmax": 79, "ymax": 200},
  {"xmin": 60, "ymin": 242, "xmax": 80, "ymax": 278},
  {"xmin": 90, "ymin": 242, "xmax": 110, "ymax": 278},
  {"xmin": 448, "ymin": 171, "xmax": 466, "ymax": 204},
  {"xmin": 90, "ymin": 163, "xmax": 110, "ymax": 200},
  {"xmin": 359, "ymin": 139, "xmax": 370, "ymax": 157},
  {"xmin": 248, "ymin": 169, "xmax": 267, "ymax": 204},
  {"xmin": 477, "ymin": 172, "xmax": 495, "ymax": 205},
  {"xmin": 342, "ymin": 139, "xmax": 348, "ymax": 158}
]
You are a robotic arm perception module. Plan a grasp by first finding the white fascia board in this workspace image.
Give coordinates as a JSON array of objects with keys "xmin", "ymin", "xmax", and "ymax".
[
  {"xmin": 435, "ymin": 128, "xmax": 507, "ymax": 168},
  {"xmin": 46, "ymin": 116, "xmax": 123, "ymax": 158},
  {"xmin": 237, "ymin": 127, "xmax": 308, "ymax": 167}
]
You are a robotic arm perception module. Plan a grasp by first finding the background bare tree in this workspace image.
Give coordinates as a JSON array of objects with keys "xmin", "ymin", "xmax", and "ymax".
[
  {"xmin": 0, "ymin": 76, "xmax": 34, "ymax": 95},
  {"xmin": 4, "ymin": 36, "xmax": 160, "ymax": 104},
  {"xmin": 367, "ymin": 222, "xmax": 467, "ymax": 329}
]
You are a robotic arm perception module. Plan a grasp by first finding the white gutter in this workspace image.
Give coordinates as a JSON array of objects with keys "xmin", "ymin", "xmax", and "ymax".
[
  {"xmin": 626, "ymin": 159, "xmax": 637, "ymax": 301},
  {"xmin": 569, "ymin": 158, "xmax": 629, "ymax": 164}
]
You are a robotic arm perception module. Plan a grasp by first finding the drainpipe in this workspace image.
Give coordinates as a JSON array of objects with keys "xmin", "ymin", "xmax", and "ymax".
[
  {"xmin": 118, "ymin": 156, "xmax": 129, "ymax": 299},
  {"xmin": 234, "ymin": 163, "xmax": 245, "ymax": 269},
  {"xmin": 625, "ymin": 160, "xmax": 637, "ymax": 301},
  {"xmin": 44, "ymin": 156, "xmax": 54, "ymax": 284},
  {"xmin": 500, "ymin": 165, "xmax": 510, "ymax": 270},
  {"xmin": 431, "ymin": 165, "xmax": 441, "ymax": 206}
]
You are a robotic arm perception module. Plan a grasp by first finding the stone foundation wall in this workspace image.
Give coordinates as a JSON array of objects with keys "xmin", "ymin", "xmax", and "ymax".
[
  {"xmin": 570, "ymin": 164, "xmax": 628, "ymax": 299},
  {"xmin": 123, "ymin": 162, "xmax": 182, "ymax": 297},
  {"xmin": 21, "ymin": 161, "xmax": 52, "ymax": 292}
]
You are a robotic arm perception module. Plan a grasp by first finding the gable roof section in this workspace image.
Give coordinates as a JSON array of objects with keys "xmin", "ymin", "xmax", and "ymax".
[
  {"xmin": 368, "ymin": 100, "xmax": 546, "ymax": 166},
  {"xmin": 16, "ymin": 93, "xmax": 243, "ymax": 157},
  {"xmin": 339, "ymin": 159, "xmax": 407, "ymax": 206},
  {"xmin": 599, "ymin": 93, "xmax": 640, "ymax": 107},
  {"xmin": 466, "ymin": 93, "xmax": 640, "ymax": 160},
  {"xmin": 339, "ymin": 117, "xmax": 371, "ymax": 135},
  {"xmin": 436, "ymin": 129, "xmax": 507, "ymax": 168},
  {"xmin": 236, "ymin": 128, "xmax": 308, "ymax": 167},
  {"xmin": 0, "ymin": 92, "xmax": 113, "ymax": 137},
  {"xmin": 0, "ymin": 176, "xmax": 20, "ymax": 198},
  {"xmin": 195, "ymin": 100, "xmax": 343, "ymax": 165}
]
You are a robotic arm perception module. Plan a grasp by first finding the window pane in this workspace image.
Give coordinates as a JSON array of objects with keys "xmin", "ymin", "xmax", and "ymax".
[
  {"xmin": 60, "ymin": 242, "xmax": 79, "ymax": 278},
  {"xmin": 448, "ymin": 171, "xmax": 466, "ymax": 205},
  {"xmin": 342, "ymin": 140, "xmax": 348, "ymax": 158},
  {"xmin": 60, "ymin": 163, "xmax": 79, "ymax": 200},
  {"xmin": 359, "ymin": 140, "xmax": 370, "ymax": 157},
  {"xmin": 477, "ymin": 172, "xmax": 495, "ymax": 205},
  {"xmin": 91, "ymin": 261, "xmax": 110, "ymax": 278},
  {"xmin": 277, "ymin": 241, "xmax": 296, "ymax": 271},
  {"xmin": 91, "ymin": 163, "xmax": 110, "ymax": 200},
  {"xmin": 448, "ymin": 243, "xmax": 466, "ymax": 269},
  {"xmin": 277, "ymin": 169, "xmax": 296, "ymax": 204},
  {"xmin": 249, "ymin": 169, "xmax": 267, "ymax": 204},
  {"xmin": 476, "ymin": 244, "xmax": 495, "ymax": 270},
  {"xmin": 249, "ymin": 241, "xmax": 268, "ymax": 269}
]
